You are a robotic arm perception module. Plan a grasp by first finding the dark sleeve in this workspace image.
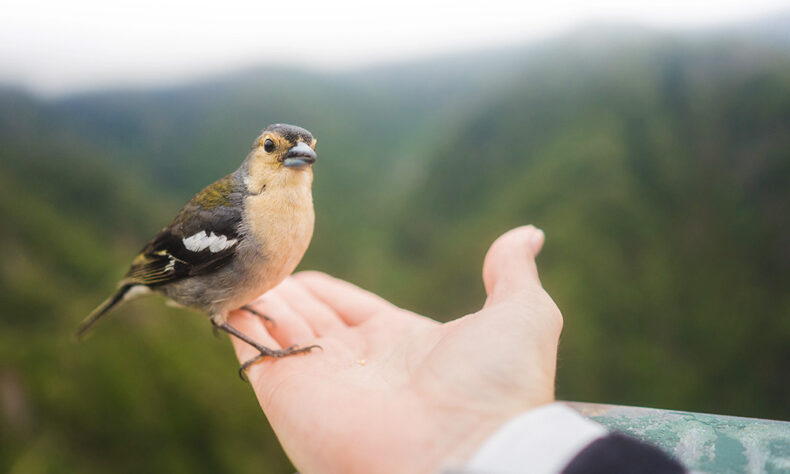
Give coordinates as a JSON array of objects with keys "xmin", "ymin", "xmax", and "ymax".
[{"xmin": 562, "ymin": 432, "xmax": 686, "ymax": 474}]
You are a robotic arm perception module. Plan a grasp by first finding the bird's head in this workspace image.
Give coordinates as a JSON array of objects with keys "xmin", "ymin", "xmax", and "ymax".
[{"xmin": 243, "ymin": 124, "xmax": 317, "ymax": 193}]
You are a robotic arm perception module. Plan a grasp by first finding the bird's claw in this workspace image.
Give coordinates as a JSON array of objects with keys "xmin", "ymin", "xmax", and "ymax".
[
  {"xmin": 238, "ymin": 354, "xmax": 265, "ymax": 381},
  {"xmin": 237, "ymin": 344, "xmax": 322, "ymax": 382}
]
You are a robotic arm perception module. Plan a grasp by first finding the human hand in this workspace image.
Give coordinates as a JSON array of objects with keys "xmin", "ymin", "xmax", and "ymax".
[{"xmin": 227, "ymin": 225, "xmax": 563, "ymax": 474}]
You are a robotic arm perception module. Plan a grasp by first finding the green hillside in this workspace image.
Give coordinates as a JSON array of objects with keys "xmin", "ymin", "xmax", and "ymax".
[
  {"xmin": 1, "ymin": 27, "xmax": 789, "ymax": 472},
  {"xmin": 391, "ymin": 38, "xmax": 790, "ymax": 418}
]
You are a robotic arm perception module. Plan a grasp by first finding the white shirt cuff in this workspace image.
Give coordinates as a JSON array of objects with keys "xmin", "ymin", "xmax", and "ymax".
[{"xmin": 464, "ymin": 402, "xmax": 607, "ymax": 474}]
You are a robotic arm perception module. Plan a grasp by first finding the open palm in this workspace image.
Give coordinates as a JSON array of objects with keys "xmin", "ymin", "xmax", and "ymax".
[{"xmin": 227, "ymin": 226, "xmax": 562, "ymax": 474}]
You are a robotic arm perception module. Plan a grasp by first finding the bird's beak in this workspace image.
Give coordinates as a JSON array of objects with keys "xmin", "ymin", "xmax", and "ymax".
[{"xmin": 283, "ymin": 142, "xmax": 317, "ymax": 169}]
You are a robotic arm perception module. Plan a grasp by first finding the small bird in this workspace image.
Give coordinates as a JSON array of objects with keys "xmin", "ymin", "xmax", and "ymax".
[{"xmin": 78, "ymin": 124, "xmax": 320, "ymax": 378}]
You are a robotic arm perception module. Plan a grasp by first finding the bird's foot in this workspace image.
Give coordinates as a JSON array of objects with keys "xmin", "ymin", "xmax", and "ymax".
[
  {"xmin": 210, "ymin": 319, "xmax": 321, "ymax": 382},
  {"xmin": 238, "ymin": 344, "xmax": 322, "ymax": 381},
  {"xmin": 241, "ymin": 305, "xmax": 276, "ymax": 327}
]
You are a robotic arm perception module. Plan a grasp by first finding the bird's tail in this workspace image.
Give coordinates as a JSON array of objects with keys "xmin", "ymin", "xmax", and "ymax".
[{"xmin": 75, "ymin": 284, "xmax": 134, "ymax": 339}]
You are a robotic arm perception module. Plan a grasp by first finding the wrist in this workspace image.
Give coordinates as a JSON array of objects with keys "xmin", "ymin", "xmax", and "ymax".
[
  {"xmin": 464, "ymin": 403, "xmax": 609, "ymax": 474},
  {"xmin": 422, "ymin": 398, "xmax": 554, "ymax": 473}
]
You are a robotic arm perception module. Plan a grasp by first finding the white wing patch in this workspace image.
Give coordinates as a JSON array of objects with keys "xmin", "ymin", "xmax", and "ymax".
[
  {"xmin": 182, "ymin": 231, "xmax": 238, "ymax": 253},
  {"xmin": 123, "ymin": 285, "xmax": 151, "ymax": 301}
]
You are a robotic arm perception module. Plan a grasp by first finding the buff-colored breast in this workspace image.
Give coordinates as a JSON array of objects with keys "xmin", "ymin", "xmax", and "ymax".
[{"xmin": 239, "ymin": 169, "xmax": 315, "ymax": 306}]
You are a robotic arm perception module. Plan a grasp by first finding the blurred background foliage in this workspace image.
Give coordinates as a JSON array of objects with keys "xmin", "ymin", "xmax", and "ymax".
[{"xmin": 1, "ymin": 21, "xmax": 790, "ymax": 473}]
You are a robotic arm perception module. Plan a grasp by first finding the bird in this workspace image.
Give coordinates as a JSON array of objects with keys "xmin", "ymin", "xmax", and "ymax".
[{"xmin": 77, "ymin": 123, "xmax": 320, "ymax": 379}]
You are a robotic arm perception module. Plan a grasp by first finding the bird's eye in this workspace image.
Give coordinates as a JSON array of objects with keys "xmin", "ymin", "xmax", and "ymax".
[{"xmin": 263, "ymin": 138, "xmax": 275, "ymax": 153}]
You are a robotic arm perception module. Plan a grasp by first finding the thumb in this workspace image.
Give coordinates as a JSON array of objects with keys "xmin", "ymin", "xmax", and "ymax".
[{"xmin": 483, "ymin": 225, "xmax": 545, "ymax": 307}]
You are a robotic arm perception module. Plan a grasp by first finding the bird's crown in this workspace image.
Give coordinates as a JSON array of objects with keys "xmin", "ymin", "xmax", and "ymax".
[{"xmin": 257, "ymin": 124, "xmax": 315, "ymax": 148}]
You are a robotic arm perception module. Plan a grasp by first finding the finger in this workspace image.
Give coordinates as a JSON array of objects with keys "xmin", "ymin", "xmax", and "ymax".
[
  {"xmin": 247, "ymin": 291, "xmax": 316, "ymax": 348},
  {"xmin": 274, "ymin": 277, "xmax": 346, "ymax": 336},
  {"xmin": 483, "ymin": 225, "xmax": 545, "ymax": 307},
  {"xmin": 292, "ymin": 271, "xmax": 398, "ymax": 325},
  {"xmin": 226, "ymin": 309, "xmax": 281, "ymax": 374}
]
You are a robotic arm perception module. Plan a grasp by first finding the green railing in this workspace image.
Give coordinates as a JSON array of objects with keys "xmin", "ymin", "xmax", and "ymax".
[{"xmin": 567, "ymin": 402, "xmax": 790, "ymax": 473}]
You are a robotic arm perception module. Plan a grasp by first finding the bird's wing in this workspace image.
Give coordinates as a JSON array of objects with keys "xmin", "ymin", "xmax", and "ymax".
[{"xmin": 123, "ymin": 175, "xmax": 245, "ymax": 287}]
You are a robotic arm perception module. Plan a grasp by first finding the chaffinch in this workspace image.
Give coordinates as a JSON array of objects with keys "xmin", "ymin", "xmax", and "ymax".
[{"xmin": 78, "ymin": 123, "xmax": 320, "ymax": 378}]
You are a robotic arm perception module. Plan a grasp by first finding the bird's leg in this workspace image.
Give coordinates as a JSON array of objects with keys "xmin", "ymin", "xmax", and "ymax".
[
  {"xmin": 241, "ymin": 304, "xmax": 276, "ymax": 327},
  {"xmin": 212, "ymin": 320, "xmax": 320, "ymax": 381}
]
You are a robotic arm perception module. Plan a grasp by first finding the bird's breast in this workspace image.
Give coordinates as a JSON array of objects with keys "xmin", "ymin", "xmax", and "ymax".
[{"xmin": 241, "ymin": 182, "xmax": 315, "ymax": 296}]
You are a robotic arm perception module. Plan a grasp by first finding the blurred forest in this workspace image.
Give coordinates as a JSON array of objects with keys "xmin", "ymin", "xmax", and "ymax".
[{"xmin": 1, "ymin": 22, "xmax": 790, "ymax": 473}]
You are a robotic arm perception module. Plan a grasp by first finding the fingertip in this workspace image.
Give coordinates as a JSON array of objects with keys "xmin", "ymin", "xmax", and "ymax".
[
  {"xmin": 483, "ymin": 225, "xmax": 545, "ymax": 305},
  {"xmin": 293, "ymin": 271, "xmax": 395, "ymax": 325},
  {"xmin": 292, "ymin": 270, "xmax": 331, "ymax": 283},
  {"xmin": 530, "ymin": 227, "xmax": 545, "ymax": 255},
  {"xmin": 489, "ymin": 225, "xmax": 543, "ymax": 252},
  {"xmin": 484, "ymin": 225, "xmax": 543, "ymax": 271}
]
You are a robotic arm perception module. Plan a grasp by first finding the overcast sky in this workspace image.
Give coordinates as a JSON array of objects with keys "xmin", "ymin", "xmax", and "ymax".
[{"xmin": 2, "ymin": 0, "xmax": 790, "ymax": 96}]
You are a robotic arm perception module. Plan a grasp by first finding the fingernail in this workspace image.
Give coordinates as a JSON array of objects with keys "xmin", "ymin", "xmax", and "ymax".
[{"xmin": 529, "ymin": 228, "xmax": 545, "ymax": 254}]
